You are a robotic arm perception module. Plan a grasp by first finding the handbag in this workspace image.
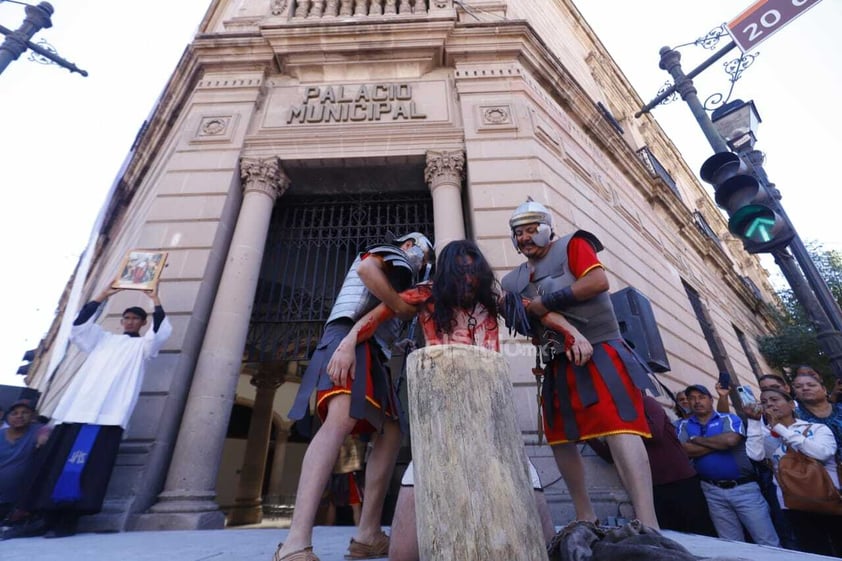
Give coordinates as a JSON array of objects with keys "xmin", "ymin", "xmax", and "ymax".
[{"xmin": 775, "ymin": 424, "xmax": 842, "ymax": 516}]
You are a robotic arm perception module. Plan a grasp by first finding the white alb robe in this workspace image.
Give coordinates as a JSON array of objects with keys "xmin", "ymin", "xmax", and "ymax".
[{"xmin": 50, "ymin": 309, "xmax": 173, "ymax": 429}]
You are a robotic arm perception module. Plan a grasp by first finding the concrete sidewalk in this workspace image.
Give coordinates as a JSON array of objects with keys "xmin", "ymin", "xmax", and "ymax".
[{"xmin": 0, "ymin": 525, "xmax": 837, "ymax": 561}]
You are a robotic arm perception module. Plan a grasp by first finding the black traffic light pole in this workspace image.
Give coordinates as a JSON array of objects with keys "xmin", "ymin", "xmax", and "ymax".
[
  {"xmin": 652, "ymin": 46, "xmax": 842, "ymax": 380},
  {"xmin": 744, "ymin": 157, "xmax": 842, "ymax": 333}
]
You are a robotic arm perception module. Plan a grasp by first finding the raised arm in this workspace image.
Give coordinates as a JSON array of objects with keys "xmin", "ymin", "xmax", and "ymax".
[
  {"xmin": 714, "ymin": 383, "xmax": 731, "ymax": 413},
  {"xmin": 358, "ymin": 254, "xmax": 418, "ymax": 320},
  {"xmin": 144, "ymin": 286, "xmax": 166, "ymax": 332},
  {"xmin": 73, "ymin": 286, "xmax": 121, "ymax": 326}
]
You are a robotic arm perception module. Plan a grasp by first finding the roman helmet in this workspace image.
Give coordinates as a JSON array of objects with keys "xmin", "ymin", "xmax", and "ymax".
[
  {"xmin": 509, "ymin": 198, "xmax": 554, "ymax": 250},
  {"xmin": 394, "ymin": 231, "xmax": 434, "ymax": 273}
]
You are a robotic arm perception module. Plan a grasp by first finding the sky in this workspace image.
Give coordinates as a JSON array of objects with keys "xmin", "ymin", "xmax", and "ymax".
[{"xmin": 0, "ymin": 0, "xmax": 839, "ymax": 387}]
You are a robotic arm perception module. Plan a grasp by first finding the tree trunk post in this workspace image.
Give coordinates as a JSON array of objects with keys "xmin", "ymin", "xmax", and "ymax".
[{"xmin": 407, "ymin": 344, "xmax": 549, "ymax": 561}]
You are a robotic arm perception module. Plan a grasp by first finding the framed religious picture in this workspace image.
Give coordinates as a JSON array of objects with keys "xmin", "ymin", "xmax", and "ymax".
[{"xmin": 112, "ymin": 249, "xmax": 168, "ymax": 291}]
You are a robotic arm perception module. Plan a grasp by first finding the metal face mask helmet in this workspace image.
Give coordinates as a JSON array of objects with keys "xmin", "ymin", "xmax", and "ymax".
[
  {"xmin": 509, "ymin": 199, "xmax": 554, "ymax": 251},
  {"xmin": 394, "ymin": 232, "xmax": 434, "ymax": 274}
]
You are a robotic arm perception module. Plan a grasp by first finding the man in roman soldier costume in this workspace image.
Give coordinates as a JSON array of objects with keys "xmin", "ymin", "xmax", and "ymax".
[
  {"xmin": 275, "ymin": 232, "xmax": 433, "ymax": 561},
  {"xmin": 321, "ymin": 240, "xmax": 558, "ymax": 561},
  {"xmin": 500, "ymin": 199, "xmax": 660, "ymax": 529}
]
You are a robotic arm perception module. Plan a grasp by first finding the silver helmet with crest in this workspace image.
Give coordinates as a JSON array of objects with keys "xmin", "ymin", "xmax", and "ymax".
[{"xmin": 509, "ymin": 198, "xmax": 554, "ymax": 249}]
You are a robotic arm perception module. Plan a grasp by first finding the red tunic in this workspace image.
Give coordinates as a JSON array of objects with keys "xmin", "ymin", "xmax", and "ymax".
[{"xmin": 543, "ymin": 237, "xmax": 650, "ymax": 445}]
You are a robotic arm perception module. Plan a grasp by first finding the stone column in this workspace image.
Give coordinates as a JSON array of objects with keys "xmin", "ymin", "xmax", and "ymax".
[
  {"xmin": 425, "ymin": 150, "xmax": 466, "ymax": 248},
  {"xmin": 264, "ymin": 418, "xmax": 293, "ymax": 515},
  {"xmin": 146, "ymin": 157, "xmax": 290, "ymax": 529},
  {"xmin": 227, "ymin": 366, "xmax": 285, "ymax": 526}
]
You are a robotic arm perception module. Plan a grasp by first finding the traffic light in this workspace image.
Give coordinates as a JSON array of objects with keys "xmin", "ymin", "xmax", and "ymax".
[
  {"xmin": 17, "ymin": 349, "xmax": 35, "ymax": 376},
  {"xmin": 699, "ymin": 151, "xmax": 793, "ymax": 254}
]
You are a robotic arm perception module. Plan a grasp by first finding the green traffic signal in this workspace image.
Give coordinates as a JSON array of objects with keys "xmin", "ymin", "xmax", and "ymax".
[
  {"xmin": 699, "ymin": 151, "xmax": 794, "ymax": 253},
  {"xmin": 730, "ymin": 205, "xmax": 777, "ymax": 243},
  {"xmin": 745, "ymin": 217, "xmax": 776, "ymax": 242}
]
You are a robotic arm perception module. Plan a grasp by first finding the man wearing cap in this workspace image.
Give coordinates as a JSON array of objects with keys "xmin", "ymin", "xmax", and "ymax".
[
  {"xmin": 0, "ymin": 399, "xmax": 49, "ymax": 521},
  {"xmin": 500, "ymin": 199, "xmax": 660, "ymax": 528},
  {"xmin": 11, "ymin": 285, "xmax": 172, "ymax": 538},
  {"xmin": 675, "ymin": 384, "xmax": 779, "ymax": 546},
  {"xmin": 277, "ymin": 233, "xmax": 433, "ymax": 561}
]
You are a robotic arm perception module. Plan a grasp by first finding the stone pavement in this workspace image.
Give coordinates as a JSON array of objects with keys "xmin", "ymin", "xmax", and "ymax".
[{"xmin": 0, "ymin": 525, "xmax": 837, "ymax": 561}]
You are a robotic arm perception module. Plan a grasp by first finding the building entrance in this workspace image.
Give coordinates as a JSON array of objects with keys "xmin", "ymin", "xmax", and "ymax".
[
  {"xmin": 219, "ymin": 182, "xmax": 434, "ymax": 525},
  {"xmin": 246, "ymin": 190, "xmax": 434, "ymax": 367}
]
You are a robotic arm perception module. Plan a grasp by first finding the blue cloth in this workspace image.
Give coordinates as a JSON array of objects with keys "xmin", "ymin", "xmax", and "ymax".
[
  {"xmin": 676, "ymin": 411, "xmax": 753, "ymax": 480},
  {"xmin": 51, "ymin": 424, "xmax": 101, "ymax": 503},
  {"xmin": 0, "ymin": 423, "xmax": 42, "ymax": 504},
  {"xmin": 701, "ymin": 480, "xmax": 780, "ymax": 546}
]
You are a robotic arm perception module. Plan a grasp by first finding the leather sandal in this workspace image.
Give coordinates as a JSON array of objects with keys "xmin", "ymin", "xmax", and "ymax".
[
  {"xmin": 271, "ymin": 544, "xmax": 320, "ymax": 561},
  {"xmin": 344, "ymin": 530, "xmax": 390, "ymax": 559}
]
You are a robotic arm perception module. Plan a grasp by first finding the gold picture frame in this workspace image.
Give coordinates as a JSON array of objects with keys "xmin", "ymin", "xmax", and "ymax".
[{"xmin": 112, "ymin": 250, "xmax": 168, "ymax": 291}]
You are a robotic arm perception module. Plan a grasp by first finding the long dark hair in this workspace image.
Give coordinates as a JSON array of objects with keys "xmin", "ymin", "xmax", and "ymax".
[{"xmin": 430, "ymin": 240, "xmax": 500, "ymax": 335}]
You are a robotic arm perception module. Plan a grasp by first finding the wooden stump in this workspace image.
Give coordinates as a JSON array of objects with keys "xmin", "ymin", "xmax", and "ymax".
[{"xmin": 407, "ymin": 344, "xmax": 549, "ymax": 561}]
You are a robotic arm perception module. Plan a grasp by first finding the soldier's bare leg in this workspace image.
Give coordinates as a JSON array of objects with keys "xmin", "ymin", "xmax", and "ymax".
[
  {"xmin": 605, "ymin": 433, "xmax": 659, "ymax": 529},
  {"xmin": 551, "ymin": 443, "xmax": 597, "ymax": 522}
]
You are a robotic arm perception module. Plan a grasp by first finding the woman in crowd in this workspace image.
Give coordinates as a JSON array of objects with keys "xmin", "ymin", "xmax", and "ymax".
[
  {"xmin": 792, "ymin": 368, "xmax": 842, "ymax": 462},
  {"xmin": 746, "ymin": 387, "xmax": 842, "ymax": 556}
]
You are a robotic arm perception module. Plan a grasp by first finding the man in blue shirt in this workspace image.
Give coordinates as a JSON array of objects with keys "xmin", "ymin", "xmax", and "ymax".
[
  {"xmin": 1, "ymin": 400, "xmax": 48, "ymax": 521},
  {"xmin": 676, "ymin": 384, "xmax": 779, "ymax": 546}
]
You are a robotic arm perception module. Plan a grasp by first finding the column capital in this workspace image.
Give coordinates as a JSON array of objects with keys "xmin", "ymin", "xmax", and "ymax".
[
  {"xmin": 425, "ymin": 150, "xmax": 465, "ymax": 189},
  {"xmin": 240, "ymin": 156, "xmax": 291, "ymax": 201}
]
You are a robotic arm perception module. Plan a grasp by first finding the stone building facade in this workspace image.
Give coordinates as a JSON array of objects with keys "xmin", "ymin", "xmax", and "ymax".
[{"xmin": 27, "ymin": 0, "xmax": 778, "ymax": 531}]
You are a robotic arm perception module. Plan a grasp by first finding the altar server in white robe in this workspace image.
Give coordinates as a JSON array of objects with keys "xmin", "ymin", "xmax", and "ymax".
[{"xmin": 12, "ymin": 285, "xmax": 171, "ymax": 537}]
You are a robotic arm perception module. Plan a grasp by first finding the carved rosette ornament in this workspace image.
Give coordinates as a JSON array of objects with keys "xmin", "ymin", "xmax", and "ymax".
[
  {"xmin": 424, "ymin": 150, "xmax": 466, "ymax": 190},
  {"xmin": 240, "ymin": 157, "xmax": 290, "ymax": 202},
  {"xmin": 482, "ymin": 106, "xmax": 511, "ymax": 125}
]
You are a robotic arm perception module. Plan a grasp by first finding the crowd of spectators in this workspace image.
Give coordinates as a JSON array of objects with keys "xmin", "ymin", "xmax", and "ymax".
[{"xmin": 644, "ymin": 366, "xmax": 841, "ymax": 557}]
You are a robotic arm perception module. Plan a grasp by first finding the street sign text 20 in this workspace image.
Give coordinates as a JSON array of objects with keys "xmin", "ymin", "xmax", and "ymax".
[{"xmin": 727, "ymin": 0, "xmax": 823, "ymax": 52}]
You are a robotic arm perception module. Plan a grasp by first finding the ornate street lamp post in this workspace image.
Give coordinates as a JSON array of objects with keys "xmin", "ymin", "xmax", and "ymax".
[
  {"xmin": 640, "ymin": 39, "xmax": 842, "ymax": 380},
  {"xmin": 0, "ymin": 1, "xmax": 87, "ymax": 76}
]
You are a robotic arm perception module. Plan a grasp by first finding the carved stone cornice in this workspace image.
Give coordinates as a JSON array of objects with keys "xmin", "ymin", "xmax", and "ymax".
[
  {"xmin": 424, "ymin": 150, "xmax": 465, "ymax": 189},
  {"xmin": 239, "ymin": 157, "xmax": 290, "ymax": 201}
]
